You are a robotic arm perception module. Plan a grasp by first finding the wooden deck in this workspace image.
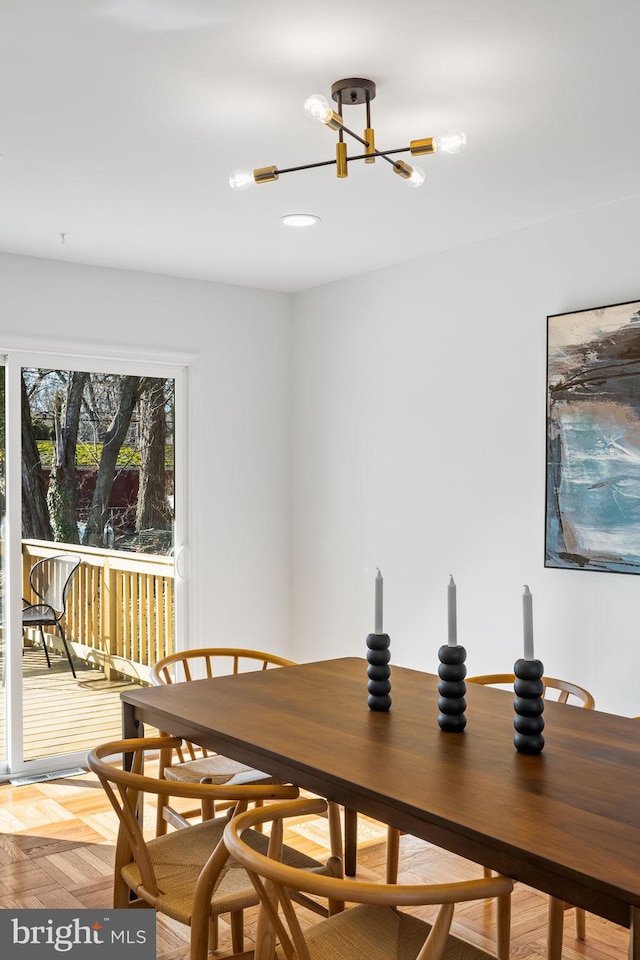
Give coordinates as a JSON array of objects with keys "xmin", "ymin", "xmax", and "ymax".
[{"xmin": 0, "ymin": 646, "xmax": 145, "ymax": 763}]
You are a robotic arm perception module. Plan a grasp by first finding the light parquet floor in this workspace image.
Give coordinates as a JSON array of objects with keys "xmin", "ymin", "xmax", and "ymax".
[{"xmin": 0, "ymin": 763, "xmax": 630, "ymax": 960}]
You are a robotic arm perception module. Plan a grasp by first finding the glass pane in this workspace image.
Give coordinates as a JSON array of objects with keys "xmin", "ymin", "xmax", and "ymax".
[
  {"xmin": 21, "ymin": 367, "xmax": 175, "ymax": 761},
  {"xmin": 0, "ymin": 363, "xmax": 5, "ymax": 762}
]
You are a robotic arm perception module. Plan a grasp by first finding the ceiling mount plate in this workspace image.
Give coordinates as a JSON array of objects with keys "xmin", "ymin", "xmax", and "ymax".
[{"xmin": 331, "ymin": 78, "xmax": 376, "ymax": 105}]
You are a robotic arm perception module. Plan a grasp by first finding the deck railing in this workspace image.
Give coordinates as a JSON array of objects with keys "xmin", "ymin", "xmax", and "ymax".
[{"xmin": 22, "ymin": 539, "xmax": 174, "ymax": 683}]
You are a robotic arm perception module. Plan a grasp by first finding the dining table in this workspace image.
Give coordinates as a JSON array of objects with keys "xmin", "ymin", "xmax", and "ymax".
[{"xmin": 121, "ymin": 656, "xmax": 640, "ymax": 959}]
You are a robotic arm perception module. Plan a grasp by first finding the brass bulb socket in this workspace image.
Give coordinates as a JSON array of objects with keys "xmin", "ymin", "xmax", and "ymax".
[
  {"xmin": 393, "ymin": 160, "xmax": 413, "ymax": 180},
  {"xmin": 410, "ymin": 137, "xmax": 436, "ymax": 157},
  {"xmin": 253, "ymin": 166, "xmax": 279, "ymax": 184},
  {"xmin": 336, "ymin": 141, "xmax": 348, "ymax": 178},
  {"xmin": 324, "ymin": 110, "xmax": 344, "ymax": 131},
  {"xmin": 364, "ymin": 127, "xmax": 375, "ymax": 163}
]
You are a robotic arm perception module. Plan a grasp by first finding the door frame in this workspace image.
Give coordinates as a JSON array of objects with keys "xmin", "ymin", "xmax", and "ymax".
[{"xmin": 0, "ymin": 345, "xmax": 193, "ymax": 779}]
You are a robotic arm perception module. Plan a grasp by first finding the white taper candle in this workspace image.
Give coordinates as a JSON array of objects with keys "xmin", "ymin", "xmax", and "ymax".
[
  {"xmin": 374, "ymin": 568, "xmax": 383, "ymax": 634},
  {"xmin": 522, "ymin": 584, "xmax": 534, "ymax": 660},
  {"xmin": 448, "ymin": 575, "xmax": 457, "ymax": 646}
]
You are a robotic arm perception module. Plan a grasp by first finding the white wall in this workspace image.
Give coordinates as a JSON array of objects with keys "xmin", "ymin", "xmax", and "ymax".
[
  {"xmin": 0, "ymin": 253, "xmax": 293, "ymax": 659},
  {"xmin": 290, "ymin": 195, "xmax": 640, "ymax": 717},
  {"xmin": 5, "ymin": 190, "xmax": 640, "ymax": 718}
]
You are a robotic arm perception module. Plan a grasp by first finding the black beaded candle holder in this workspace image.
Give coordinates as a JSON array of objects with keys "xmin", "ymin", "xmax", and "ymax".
[
  {"xmin": 366, "ymin": 633, "xmax": 392, "ymax": 711},
  {"xmin": 437, "ymin": 644, "xmax": 467, "ymax": 732},
  {"xmin": 513, "ymin": 657, "xmax": 545, "ymax": 754}
]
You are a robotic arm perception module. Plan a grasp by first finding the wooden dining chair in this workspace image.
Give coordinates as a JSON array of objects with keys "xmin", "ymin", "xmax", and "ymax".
[
  {"xmin": 466, "ymin": 673, "xmax": 595, "ymax": 709},
  {"xmin": 466, "ymin": 673, "xmax": 595, "ymax": 960},
  {"xmin": 87, "ymin": 737, "xmax": 342, "ymax": 960},
  {"xmin": 224, "ymin": 795, "xmax": 513, "ymax": 960},
  {"xmin": 150, "ymin": 647, "xmax": 296, "ymax": 834}
]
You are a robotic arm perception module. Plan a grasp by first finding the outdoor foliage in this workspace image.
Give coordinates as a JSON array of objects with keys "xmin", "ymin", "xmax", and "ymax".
[
  {"xmin": 20, "ymin": 369, "xmax": 175, "ymax": 553},
  {"xmin": 35, "ymin": 442, "xmax": 175, "ymax": 467}
]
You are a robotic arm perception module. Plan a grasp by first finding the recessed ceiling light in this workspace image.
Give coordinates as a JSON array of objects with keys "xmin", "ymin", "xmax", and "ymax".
[{"xmin": 280, "ymin": 214, "xmax": 320, "ymax": 228}]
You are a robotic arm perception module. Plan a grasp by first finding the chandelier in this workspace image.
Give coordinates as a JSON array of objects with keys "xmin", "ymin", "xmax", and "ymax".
[{"xmin": 229, "ymin": 78, "xmax": 466, "ymax": 192}]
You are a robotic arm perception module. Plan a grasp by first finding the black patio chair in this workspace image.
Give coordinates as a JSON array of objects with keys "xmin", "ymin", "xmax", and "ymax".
[{"xmin": 22, "ymin": 553, "xmax": 81, "ymax": 678}]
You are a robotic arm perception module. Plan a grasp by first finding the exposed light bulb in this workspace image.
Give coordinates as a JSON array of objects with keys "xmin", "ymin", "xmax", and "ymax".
[
  {"xmin": 435, "ymin": 129, "xmax": 466, "ymax": 154},
  {"xmin": 405, "ymin": 164, "xmax": 425, "ymax": 188},
  {"xmin": 304, "ymin": 93, "xmax": 332, "ymax": 123},
  {"xmin": 229, "ymin": 169, "xmax": 254, "ymax": 191},
  {"xmin": 393, "ymin": 159, "xmax": 426, "ymax": 186}
]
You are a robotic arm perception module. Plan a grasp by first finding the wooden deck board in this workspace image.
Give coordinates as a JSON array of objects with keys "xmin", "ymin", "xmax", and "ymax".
[{"xmin": 0, "ymin": 647, "xmax": 144, "ymax": 762}]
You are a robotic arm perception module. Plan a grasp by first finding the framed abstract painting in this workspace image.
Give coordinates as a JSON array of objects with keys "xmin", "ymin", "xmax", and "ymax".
[{"xmin": 546, "ymin": 298, "xmax": 640, "ymax": 573}]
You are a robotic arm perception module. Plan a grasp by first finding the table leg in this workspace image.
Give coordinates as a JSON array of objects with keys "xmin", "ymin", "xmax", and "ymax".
[
  {"xmin": 120, "ymin": 699, "xmax": 145, "ymax": 903},
  {"xmin": 121, "ymin": 700, "xmax": 143, "ymax": 772},
  {"xmin": 344, "ymin": 808, "xmax": 358, "ymax": 877},
  {"xmin": 122, "ymin": 699, "xmax": 141, "ymax": 740},
  {"xmin": 630, "ymin": 906, "xmax": 640, "ymax": 960},
  {"xmin": 547, "ymin": 896, "xmax": 565, "ymax": 960}
]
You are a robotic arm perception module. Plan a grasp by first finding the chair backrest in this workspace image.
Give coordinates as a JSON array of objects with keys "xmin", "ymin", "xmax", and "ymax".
[
  {"xmin": 224, "ymin": 797, "xmax": 513, "ymax": 960},
  {"xmin": 467, "ymin": 673, "xmax": 595, "ymax": 709},
  {"xmin": 150, "ymin": 649, "xmax": 296, "ymax": 764},
  {"xmin": 29, "ymin": 553, "xmax": 81, "ymax": 618},
  {"xmin": 86, "ymin": 737, "xmax": 300, "ymax": 899},
  {"xmin": 150, "ymin": 647, "xmax": 295, "ymax": 686}
]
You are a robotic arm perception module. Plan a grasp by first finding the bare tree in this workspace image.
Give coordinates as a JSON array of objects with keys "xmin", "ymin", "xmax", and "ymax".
[
  {"xmin": 46, "ymin": 371, "xmax": 88, "ymax": 543},
  {"xmin": 136, "ymin": 378, "xmax": 170, "ymax": 531},
  {"xmin": 21, "ymin": 371, "xmax": 52, "ymax": 540},
  {"xmin": 20, "ymin": 368, "xmax": 174, "ymax": 554},
  {"xmin": 84, "ymin": 375, "xmax": 140, "ymax": 546}
]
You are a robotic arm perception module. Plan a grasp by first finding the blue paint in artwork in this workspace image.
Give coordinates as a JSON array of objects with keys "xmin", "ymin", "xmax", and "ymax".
[{"xmin": 548, "ymin": 404, "xmax": 640, "ymax": 569}]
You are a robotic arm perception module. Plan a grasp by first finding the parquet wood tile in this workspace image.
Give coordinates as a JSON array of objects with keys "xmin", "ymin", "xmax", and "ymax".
[{"xmin": 0, "ymin": 767, "xmax": 631, "ymax": 959}]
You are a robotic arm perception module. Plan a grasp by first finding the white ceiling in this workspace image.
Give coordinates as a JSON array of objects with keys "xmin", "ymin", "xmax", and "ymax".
[{"xmin": 2, "ymin": 0, "xmax": 640, "ymax": 294}]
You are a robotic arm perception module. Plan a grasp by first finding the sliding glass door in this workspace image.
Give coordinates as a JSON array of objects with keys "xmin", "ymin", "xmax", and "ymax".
[
  {"xmin": 1, "ymin": 350, "xmax": 188, "ymax": 779},
  {"xmin": 0, "ymin": 362, "xmax": 6, "ymax": 768}
]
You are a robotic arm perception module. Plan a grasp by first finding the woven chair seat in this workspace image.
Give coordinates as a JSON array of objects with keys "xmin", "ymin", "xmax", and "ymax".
[
  {"xmin": 121, "ymin": 816, "xmax": 325, "ymax": 925},
  {"xmin": 283, "ymin": 904, "xmax": 500, "ymax": 960},
  {"xmin": 150, "ymin": 648, "xmax": 296, "ymax": 837},
  {"xmin": 224, "ymin": 798, "xmax": 512, "ymax": 960},
  {"xmin": 88, "ymin": 736, "xmax": 314, "ymax": 960},
  {"xmin": 163, "ymin": 754, "xmax": 276, "ymax": 786}
]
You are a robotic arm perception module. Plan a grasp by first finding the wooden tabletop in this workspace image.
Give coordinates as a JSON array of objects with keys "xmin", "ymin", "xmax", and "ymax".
[{"xmin": 121, "ymin": 656, "xmax": 640, "ymax": 937}]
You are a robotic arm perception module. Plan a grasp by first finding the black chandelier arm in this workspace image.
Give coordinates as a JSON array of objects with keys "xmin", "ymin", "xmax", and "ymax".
[
  {"xmin": 339, "ymin": 123, "xmax": 371, "ymax": 149},
  {"xmin": 274, "ymin": 145, "xmax": 412, "ymax": 177},
  {"xmin": 373, "ymin": 147, "xmax": 411, "ymax": 167},
  {"xmin": 277, "ymin": 158, "xmax": 341, "ymax": 175}
]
